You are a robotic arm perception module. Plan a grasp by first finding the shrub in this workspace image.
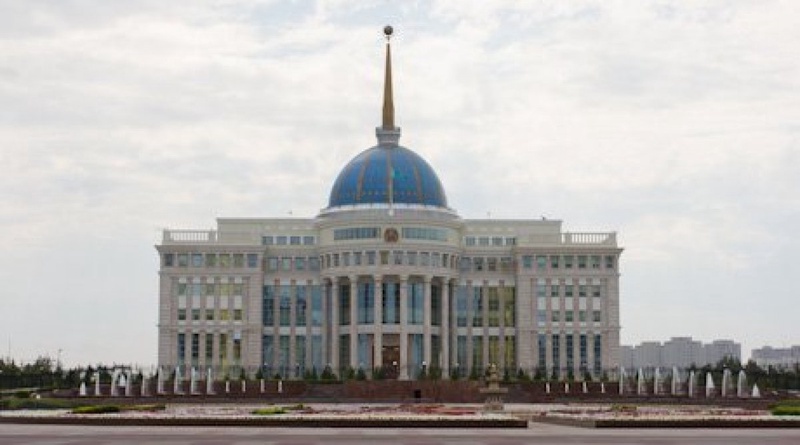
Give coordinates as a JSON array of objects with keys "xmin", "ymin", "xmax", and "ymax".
[
  {"xmin": 3, "ymin": 398, "xmax": 74, "ymax": 410},
  {"xmin": 122, "ymin": 404, "xmax": 166, "ymax": 412},
  {"xmin": 252, "ymin": 407, "xmax": 286, "ymax": 416},
  {"xmin": 72, "ymin": 405, "xmax": 121, "ymax": 414},
  {"xmin": 771, "ymin": 406, "xmax": 800, "ymax": 416},
  {"xmin": 13, "ymin": 390, "xmax": 33, "ymax": 399},
  {"xmin": 286, "ymin": 403, "xmax": 305, "ymax": 411}
]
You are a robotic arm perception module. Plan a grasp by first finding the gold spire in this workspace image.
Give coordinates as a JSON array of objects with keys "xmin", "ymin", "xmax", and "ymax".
[{"xmin": 382, "ymin": 25, "xmax": 395, "ymax": 130}]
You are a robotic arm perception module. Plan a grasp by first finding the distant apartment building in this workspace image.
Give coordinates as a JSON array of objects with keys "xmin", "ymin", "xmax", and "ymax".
[
  {"xmin": 751, "ymin": 345, "xmax": 800, "ymax": 369},
  {"xmin": 621, "ymin": 337, "xmax": 741, "ymax": 369}
]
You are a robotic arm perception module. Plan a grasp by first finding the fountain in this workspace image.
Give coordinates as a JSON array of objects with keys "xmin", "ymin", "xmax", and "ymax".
[
  {"xmin": 618, "ymin": 367, "xmax": 626, "ymax": 395},
  {"xmin": 190, "ymin": 367, "xmax": 199, "ymax": 395},
  {"xmin": 225, "ymin": 379, "xmax": 231, "ymax": 394},
  {"xmin": 688, "ymin": 370, "xmax": 696, "ymax": 397},
  {"xmin": 737, "ymin": 370, "xmax": 747, "ymax": 398},
  {"xmin": 636, "ymin": 368, "xmax": 645, "ymax": 396},
  {"xmin": 479, "ymin": 364, "xmax": 508, "ymax": 411},
  {"xmin": 206, "ymin": 368, "xmax": 215, "ymax": 395},
  {"xmin": 752, "ymin": 383, "xmax": 761, "ymax": 398},
  {"xmin": 125, "ymin": 370, "xmax": 133, "ymax": 397},
  {"xmin": 79, "ymin": 371, "xmax": 87, "ymax": 397},
  {"xmin": 260, "ymin": 378, "xmax": 265, "ymax": 394},
  {"xmin": 241, "ymin": 379, "xmax": 247, "ymax": 393},
  {"xmin": 94, "ymin": 371, "xmax": 101, "ymax": 396},
  {"xmin": 653, "ymin": 368, "xmax": 661, "ymax": 395},
  {"xmin": 545, "ymin": 382, "xmax": 550, "ymax": 394},
  {"xmin": 141, "ymin": 372, "xmax": 149, "ymax": 397},
  {"xmin": 671, "ymin": 367, "xmax": 679, "ymax": 395},
  {"xmin": 705, "ymin": 372, "xmax": 715, "ymax": 398},
  {"xmin": 173, "ymin": 365, "xmax": 183, "ymax": 395},
  {"xmin": 721, "ymin": 368, "xmax": 732, "ymax": 397},
  {"xmin": 582, "ymin": 381, "xmax": 588, "ymax": 394},
  {"xmin": 601, "ymin": 382, "xmax": 606, "ymax": 394},
  {"xmin": 110, "ymin": 369, "xmax": 120, "ymax": 397},
  {"xmin": 156, "ymin": 367, "xmax": 165, "ymax": 395}
]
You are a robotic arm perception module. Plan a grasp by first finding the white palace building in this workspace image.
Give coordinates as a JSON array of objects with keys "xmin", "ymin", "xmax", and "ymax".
[{"xmin": 156, "ymin": 28, "xmax": 622, "ymax": 380}]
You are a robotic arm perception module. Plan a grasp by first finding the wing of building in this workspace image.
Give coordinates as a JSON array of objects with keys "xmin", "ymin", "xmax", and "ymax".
[{"xmin": 155, "ymin": 28, "xmax": 622, "ymax": 381}]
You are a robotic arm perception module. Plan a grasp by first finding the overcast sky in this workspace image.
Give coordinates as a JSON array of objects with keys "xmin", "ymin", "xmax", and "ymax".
[{"xmin": 1, "ymin": 0, "xmax": 798, "ymax": 368}]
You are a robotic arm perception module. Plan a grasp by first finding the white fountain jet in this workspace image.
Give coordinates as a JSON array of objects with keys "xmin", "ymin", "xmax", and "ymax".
[
  {"xmin": 705, "ymin": 372, "xmax": 715, "ymax": 398},
  {"xmin": 737, "ymin": 370, "xmax": 747, "ymax": 398},
  {"xmin": 618, "ymin": 366, "xmax": 626, "ymax": 395},
  {"xmin": 653, "ymin": 367, "xmax": 661, "ymax": 395},
  {"xmin": 721, "ymin": 368, "xmax": 732, "ymax": 397},
  {"xmin": 206, "ymin": 367, "xmax": 215, "ymax": 395},
  {"xmin": 671, "ymin": 367, "xmax": 679, "ymax": 396},
  {"xmin": 637, "ymin": 368, "xmax": 645, "ymax": 396},
  {"xmin": 688, "ymin": 370, "xmax": 696, "ymax": 397}
]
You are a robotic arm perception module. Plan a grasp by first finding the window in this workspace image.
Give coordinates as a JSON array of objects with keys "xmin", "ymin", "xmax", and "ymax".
[
  {"xmin": 295, "ymin": 257, "xmax": 306, "ymax": 271},
  {"xmin": 353, "ymin": 252, "xmax": 362, "ymax": 266},
  {"xmin": 303, "ymin": 236, "xmax": 315, "ymax": 245},
  {"xmin": 471, "ymin": 287, "xmax": 483, "ymax": 327},
  {"xmin": 536, "ymin": 310, "xmax": 547, "ymax": 323},
  {"xmin": 408, "ymin": 251, "xmax": 417, "ymax": 266},
  {"xmin": 394, "ymin": 251, "xmax": 403, "ymax": 265},
  {"xmin": 478, "ymin": 237, "xmax": 489, "ymax": 246},
  {"xmin": 178, "ymin": 254, "xmax": 188, "ymax": 267},
  {"xmin": 177, "ymin": 309, "xmax": 186, "ymax": 321},
  {"xmin": 591, "ymin": 255, "xmax": 601, "ymax": 269},
  {"xmin": 579, "ymin": 310, "xmax": 586, "ymax": 322},
  {"xmin": 281, "ymin": 257, "xmax": 291, "ymax": 271},
  {"xmin": 492, "ymin": 236, "xmax": 503, "ymax": 246},
  {"xmin": 579, "ymin": 285, "xmax": 587, "ymax": 298},
  {"xmin": 565, "ymin": 285, "xmax": 574, "ymax": 298},
  {"xmin": 500, "ymin": 257, "xmax": 513, "ymax": 272},
  {"xmin": 565, "ymin": 310, "xmax": 574, "ymax": 322},
  {"xmin": 550, "ymin": 285, "xmax": 560, "ymax": 298},
  {"xmin": 343, "ymin": 252, "xmax": 350, "ymax": 267},
  {"xmin": 459, "ymin": 256, "xmax": 470, "ymax": 272},
  {"xmin": 220, "ymin": 309, "xmax": 230, "ymax": 321},
  {"xmin": 333, "ymin": 227, "xmax": 380, "ymax": 240},
  {"xmin": 465, "ymin": 236, "xmax": 476, "ymax": 246},
  {"xmin": 592, "ymin": 285, "xmax": 602, "ymax": 297},
  {"xmin": 505, "ymin": 237, "xmax": 516, "ymax": 245},
  {"xmin": 177, "ymin": 283, "xmax": 187, "ymax": 296},
  {"xmin": 380, "ymin": 251, "xmax": 389, "ymax": 265},
  {"xmin": 234, "ymin": 309, "xmax": 243, "ymax": 321},
  {"xmin": 367, "ymin": 251, "xmax": 376, "ymax": 265},
  {"xmin": 409, "ymin": 282, "xmax": 424, "ymax": 324},
  {"xmin": 536, "ymin": 255, "xmax": 547, "ymax": 270},
  {"xmin": 402, "ymin": 227, "xmax": 448, "ymax": 241},
  {"xmin": 206, "ymin": 309, "xmax": 214, "ymax": 321},
  {"xmin": 487, "ymin": 257, "xmax": 497, "ymax": 272},
  {"xmin": 268, "ymin": 257, "xmax": 278, "ymax": 271},
  {"xmin": 219, "ymin": 254, "xmax": 231, "ymax": 267},
  {"xmin": 487, "ymin": 287, "xmax": 499, "ymax": 327},
  {"xmin": 276, "ymin": 236, "xmax": 287, "ymax": 245},
  {"xmin": 247, "ymin": 254, "xmax": 258, "ymax": 268},
  {"xmin": 309, "ymin": 257, "xmax": 320, "ymax": 271},
  {"xmin": 357, "ymin": 282, "xmax": 374, "ymax": 324},
  {"xmin": 233, "ymin": 254, "xmax": 244, "ymax": 268},
  {"xmin": 593, "ymin": 310, "xmax": 602, "ymax": 322},
  {"xmin": 456, "ymin": 286, "xmax": 468, "ymax": 327},
  {"xmin": 262, "ymin": 236, "xmax": 273, "ymax": 245},
  {"xmin": 550, "ymin": 255, "xmax": 560, "ymax": 269},
  {"xmin": 605, "ymin": 255, "xmax": 615, "ymax": 269},
  {"xmin": 536, "ymin": 284, "xmax": 546, "ymax": 298},
  {"xmin": 473, "ymin": 257, "xmax": 484, "ymax": 271},
  {"xmin": 296, "ymin": 286, "xmax": 306, "ymax": 326},
  {"xmin": 551, "ymin": 311, "xmax": 560, "ymax": 322},
  {"xmin": 578, "ymin": 255, "xmax": 587, "ymax": 269},
  {"xmin": 205, "ymin": 283, "xmax": 216, "ymax": 295},
  {"xmin": 290, "ymin": 236, "xmax": 301, "ymax": 245},
  {"xmin": 164, "ymin": 253, "xmax": 174, "ymax": 267},
  {"xmin": 522, "ymin": 255, "xmax": 533, "ymax": 269},
  {"xmin": 279, "ymin": 286, "xmax": 291, "ymax": 326},
  {"xmin": 564, "ymin": 255, "xmax": 574, "ymax": 269},
  {"xmin": 206, "ymin": 254, "xmax": 217, "ymax": 267}
]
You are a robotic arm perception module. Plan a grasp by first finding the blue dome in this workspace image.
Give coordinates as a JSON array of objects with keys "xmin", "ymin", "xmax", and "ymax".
[{"xmin": 328, "ymin": 144, "xmax": 448, "ymax": 208}]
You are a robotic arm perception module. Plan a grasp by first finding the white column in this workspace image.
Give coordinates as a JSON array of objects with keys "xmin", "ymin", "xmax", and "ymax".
[
  {"xmin": 330, "ymin": 278, "xmax": 339, "ymax": 372},
  {"xmin": 423, "ymin": 276, "xmax": 432, "ymax": 370},
  {"xmin": 441, "ymin": 279, "xmax": 450, "ymax": 379},
  {"xmin": 349, "ymin": 276, "xmax": 358, "ymax": 369},
  {"xmin": 373, "ymin": 276, "xmax": 383, "ymax": 373},
  {"xmin": 399, "ymin": 276, "xmax": 409, "ymax": 380}
]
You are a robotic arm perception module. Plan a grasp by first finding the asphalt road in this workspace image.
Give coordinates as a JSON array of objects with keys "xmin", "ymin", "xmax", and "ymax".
[{"xmin": 1, "ymin": 423, "xmax": 800, "ymax": 445}]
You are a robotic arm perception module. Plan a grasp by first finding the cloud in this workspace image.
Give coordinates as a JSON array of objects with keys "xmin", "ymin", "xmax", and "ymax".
[{"xmin": 1, "ymin": 0, "xmax": 799, "ymax": 365}]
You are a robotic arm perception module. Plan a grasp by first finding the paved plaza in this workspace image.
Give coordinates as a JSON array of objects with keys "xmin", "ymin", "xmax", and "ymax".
[{"xmin": 1, "ymin": 423, "xmax": 800, "ymax": 445}]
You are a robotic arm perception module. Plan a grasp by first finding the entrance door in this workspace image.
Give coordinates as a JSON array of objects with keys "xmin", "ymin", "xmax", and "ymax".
[{"xmin": 382, "ymin": 334, "xmax": 400, "ymax": 379}]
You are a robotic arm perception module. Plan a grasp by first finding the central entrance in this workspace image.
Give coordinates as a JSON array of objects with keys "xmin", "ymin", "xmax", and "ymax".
[{"xmin": 382, "ymin": 334, "xmax": 400, "ymax": 379}]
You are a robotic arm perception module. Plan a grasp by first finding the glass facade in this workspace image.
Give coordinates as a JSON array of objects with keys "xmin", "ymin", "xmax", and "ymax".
[
  {"xmin": 408, "ymin": 282, "xmax": 423, "ymax": 324},
  {"xmin": 382, "ymin": 282, "xmax": 400, "ymax": 323}
]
